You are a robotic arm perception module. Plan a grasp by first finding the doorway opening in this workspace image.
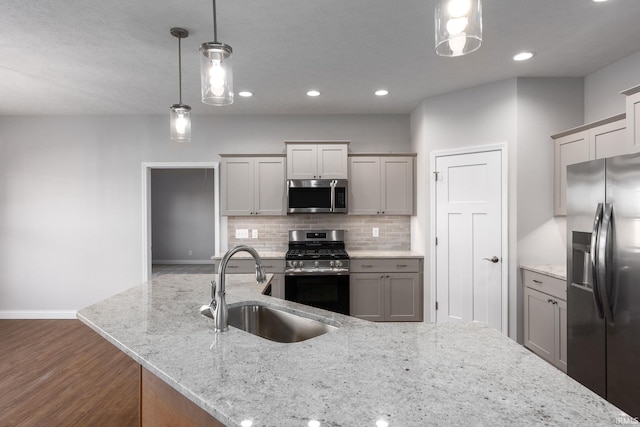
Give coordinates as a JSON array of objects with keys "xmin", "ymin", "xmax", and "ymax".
[{"xmin": 141, "ymin": 162, "xmax": 221, "ymax": 281}]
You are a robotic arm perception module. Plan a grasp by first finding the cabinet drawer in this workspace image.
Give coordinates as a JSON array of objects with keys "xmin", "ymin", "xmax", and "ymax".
[
  {"xmin": 214, "ymin": 258, "xmax": 284, "ymax": 274},
  {"xmin": 351, "ymin": 258, "xmax": 419, "ymax": 273},
  {"xmin": 523, "ymin": 270, "xmax": 566, "ymax": 301}
]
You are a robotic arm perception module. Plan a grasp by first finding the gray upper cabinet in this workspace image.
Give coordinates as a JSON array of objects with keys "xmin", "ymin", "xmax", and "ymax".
[
  {"xmin": 286, "ymin": 142, "xmax": 349, "ymax": 179},
  {"xmin": 552, "ymin": 115, "xmax": 626, "ymax": 216},
  {"xmin": 349, "ymin": 155, "xmax": 414, "ymax": 215},
  {"xmin": 622, "ymin": 85, "xmax": 640, "ymax": 151},
  {"xmin": 220, "ymin": 155, "xmax": 286, "ymax": 216}
]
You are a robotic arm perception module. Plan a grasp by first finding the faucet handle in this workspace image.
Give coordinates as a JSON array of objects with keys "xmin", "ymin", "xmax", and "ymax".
[
  {"xmin": 255, "ymin": 265, "xmax": 267, "ymax": 284},
  {"xmin": 210, "ymin": 280, "xmax": 217, "ymax": 300}
]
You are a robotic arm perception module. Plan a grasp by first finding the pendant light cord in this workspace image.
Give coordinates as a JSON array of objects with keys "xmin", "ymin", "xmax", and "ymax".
[
  {"xmin": 178, "ymin": 36, "xmax": 183, "ymax": 103},
  {"xmin": 212, "ymin": 0, "xmax": 218, "ymax": 43}
]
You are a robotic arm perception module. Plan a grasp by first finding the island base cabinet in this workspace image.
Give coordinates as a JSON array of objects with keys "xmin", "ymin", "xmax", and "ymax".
[{"xmin": 141, "ymin": 367, "xmax": 224, "ymax": 427}]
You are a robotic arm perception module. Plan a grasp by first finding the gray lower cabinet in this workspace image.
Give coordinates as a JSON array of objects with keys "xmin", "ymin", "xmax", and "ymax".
[
  {"xmin": 212, "ymin": 258, "xmax": 285, "ymax": 299},
  {"xmin": 350, "ymin": 258, "xmax": 422, "ymax": 322},
  {"xmin": 523, "ymin": 269, "xmax": 567, "ymax": 372}
]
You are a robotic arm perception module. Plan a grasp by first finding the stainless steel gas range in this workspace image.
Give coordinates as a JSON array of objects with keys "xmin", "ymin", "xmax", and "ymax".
[{"xmin": 284, "ymin": 230, "xmax": 350, "ymax": 315}]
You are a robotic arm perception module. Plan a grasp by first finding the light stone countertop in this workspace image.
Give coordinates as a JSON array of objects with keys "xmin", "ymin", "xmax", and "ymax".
[
  {"xmin": 77, "ymin": 273, "xmax": 623, "ymax": 427},
  {"xmin": 211, "ymin": 251, "xmax": 287, "ymax": 260},
  {"xmin": 210, "ymin": 250, "xmax": 424, "ymax": 260},
  {"xmin": 348, "ymin": 250, "xmax": 424, "ymax": 259},
  {"xmin": 521, "ymin": 264, "xmax": 567, "ymax": 281}
]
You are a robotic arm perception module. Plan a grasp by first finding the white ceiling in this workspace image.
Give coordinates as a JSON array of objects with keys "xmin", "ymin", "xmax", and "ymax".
[{"xmin": 2, "ymin": 0, "xmax": 640, "ymax": 116}]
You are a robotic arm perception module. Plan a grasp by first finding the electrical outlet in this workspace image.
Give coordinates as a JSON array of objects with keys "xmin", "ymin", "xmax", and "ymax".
[
  {"xmin": 252, "ymin": 229, "xmax": 258, "ymax": 239},
  {"xmin": 373, "ymin": 227, "xmax": 379, "ymax": 237},
  {"xmin": 235, "ymin": 229, "xmax": 249, "ymax": 239}
]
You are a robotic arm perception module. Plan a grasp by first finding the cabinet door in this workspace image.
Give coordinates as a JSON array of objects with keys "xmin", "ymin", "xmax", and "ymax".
[
  {"xmin": 254, "ymin": 157, "xmax": 286, "ymax": 215},
  {"xmin": 524, "ymin": 287, "xmax": 555, "ymax": 364},
  {"xmin": 554, "ymin": 131, "xmax": 589, "ymax": 216},
  {"xmin": 268, "ymin": 273, "xmax": 285, "ymax": 299},
  {"xmin": 591, "ymin": 119, "xmax": 628, "ymax": 160},
  {"xmin": 555, "ymin": 298, "xmax": 567, "ymax": 372},
  {"xmin": 385, "ymin": 273, "xmax": 421, "ymax": 321},
  {"xmin": 350, "ymin": 273, "xmax": 385, "ymax": 321},
  {"xmin": 221, "ymin": 158, "xmax": 254, "ymax": 216},
  {"xmin": 626, "ymin": 90, "xmax": 640, "ymax": 151},
  {"xmin": 317, "ymin": 144, "xmax": 348, "ymax": 179},
  {"xmin": 349, "ymin": 157, "xmax": 381, "ymax": 215},
  {"xmin": 287, "ymin": 144, "xmax": 317, "ymax": 179},
  {"xmin": 381, "ymin": 157, "xmax": 414, "ymax": 215}
]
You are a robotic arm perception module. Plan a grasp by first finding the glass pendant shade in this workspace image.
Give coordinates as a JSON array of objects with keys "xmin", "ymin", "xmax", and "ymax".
[
  {"xmin": 170, "ymin": 104, "xmax": 191, "ymax": 142},
  {"xmin": 435, "ymin": 0, "xmax": 482, "ymax": 57},
  {"xmin": 200, "ymin": 42, "xmax": 233, "ymax": 105}
]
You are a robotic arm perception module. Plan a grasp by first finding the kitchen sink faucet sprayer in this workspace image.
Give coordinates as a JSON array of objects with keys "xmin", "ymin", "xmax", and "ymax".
[{"xmin": 210, "ymin": 245, "xmax": 267, "ymax": 332}]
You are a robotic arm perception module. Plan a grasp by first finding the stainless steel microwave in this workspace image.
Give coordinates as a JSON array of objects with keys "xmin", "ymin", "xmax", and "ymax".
[{"xmin": 287, "ymin": 179, "xmax": 347, "ymax": 213}]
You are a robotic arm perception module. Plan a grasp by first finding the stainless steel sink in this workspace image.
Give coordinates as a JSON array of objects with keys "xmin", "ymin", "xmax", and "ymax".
[{"xmin": 201, "ymin": 303, "xmax": 338, "ymax": 343}]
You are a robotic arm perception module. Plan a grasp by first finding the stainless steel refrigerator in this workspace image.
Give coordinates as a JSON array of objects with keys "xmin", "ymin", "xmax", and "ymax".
[{"xmin": 567, "ymin": 152, "xmax": 640, "ymax": 418}]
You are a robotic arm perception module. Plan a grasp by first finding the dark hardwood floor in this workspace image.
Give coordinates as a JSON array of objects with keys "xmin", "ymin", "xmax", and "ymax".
[{"xmin": 0, "ymin": 320, "xmax": 140, "ymax": 427}]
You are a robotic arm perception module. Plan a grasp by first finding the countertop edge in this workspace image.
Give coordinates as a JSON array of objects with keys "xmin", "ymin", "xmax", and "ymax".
[{"xmin": 520, "ymin": 264, "xmax": 567, "ymax": 281}]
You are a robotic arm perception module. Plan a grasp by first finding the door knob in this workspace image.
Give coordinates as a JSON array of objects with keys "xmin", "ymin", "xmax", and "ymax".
[{"xmin": 483, "ymin": 256, "xmax": 500, "ymax": 263}]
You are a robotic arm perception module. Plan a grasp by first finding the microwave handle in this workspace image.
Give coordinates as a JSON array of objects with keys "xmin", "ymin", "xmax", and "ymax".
[{"xmin": 330, "ymin": 180, "xmax": 335, "ymax": 212}]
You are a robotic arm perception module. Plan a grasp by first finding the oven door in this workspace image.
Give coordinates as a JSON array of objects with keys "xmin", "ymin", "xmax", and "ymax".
[{"xmin": 285, "ymin": 274, "xmax": 349, "ymax": 315}]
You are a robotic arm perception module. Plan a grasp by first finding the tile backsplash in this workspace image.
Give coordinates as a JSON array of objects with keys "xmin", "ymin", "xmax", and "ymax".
[{"xmin": 227, "ymin": 215, "xmax": 411, "ymax": 251}]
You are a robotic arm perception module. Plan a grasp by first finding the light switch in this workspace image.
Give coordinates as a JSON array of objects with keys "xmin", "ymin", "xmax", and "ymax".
[
  {"xmin": 373, "ymin": 227, "xmax": 379, "ymax": 237},
  {"xmin": 252, "ymin": 229, "xmax": 258, "ymax": 239},
  {"xmin": 235, "ymin": 229, "xmax": 249, "ymax": 239}
]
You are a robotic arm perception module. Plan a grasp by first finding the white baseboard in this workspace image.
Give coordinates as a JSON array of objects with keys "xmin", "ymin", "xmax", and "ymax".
[
  {"xmin": 152, "ymin": 260, "xmax": 214, "ymax": 265},
  {"xmin": 0, "ymin": 310, "xmax": 77, "ymax": 319}
]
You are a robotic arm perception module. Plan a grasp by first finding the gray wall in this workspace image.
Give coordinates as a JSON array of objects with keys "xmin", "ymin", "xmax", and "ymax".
[
  {"xmin": 410, "ymin": 77, "xmax": 584, "ymax": 340},
  {"xmin": 151, "ymin": 169, "xmax": 215, "ymax": 263},
  {"xmin": 0, "ymin": 114, "xmax": 410, "ymax": 317},
  {"xmin": 585, "ymin": 49, "xmax": 640, "ymax": 122}
]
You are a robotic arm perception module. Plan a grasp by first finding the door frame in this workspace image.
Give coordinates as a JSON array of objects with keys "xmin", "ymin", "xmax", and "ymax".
[
  {"xmin": 141, "ymin": 162, "xmax": 221, "ymax": 282},
  {"xmin": 429, "ymin": 143, "xmax": 509, "ymax": 334}
]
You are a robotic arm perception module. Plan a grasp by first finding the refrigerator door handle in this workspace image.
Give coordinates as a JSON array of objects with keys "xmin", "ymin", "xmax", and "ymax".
[
  {"xmin": 597, "ymin": 203, "xmax": 615, "ymax": 325},
  {"xmin": 590, "ymin": 203, "xmax": 605, "ymax": 319}
]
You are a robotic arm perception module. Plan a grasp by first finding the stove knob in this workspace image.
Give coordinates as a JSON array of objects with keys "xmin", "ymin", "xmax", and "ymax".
[
  {"xmin": 335, "ymin": 260, "xmax": 342, "ymax": 268},
  {"xmin": 330, "ymin": 260, "xmax": 335, "ymax": 268},
  {"xmin": 314, "ymin": 261, "xmax": 319, "ymax": 268},
  {"xmin": 297, "ymin": 261, "xmax": 303, "ymax": 269}
]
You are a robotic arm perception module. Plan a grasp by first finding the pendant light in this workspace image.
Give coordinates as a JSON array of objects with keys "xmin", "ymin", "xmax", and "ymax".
[
  {"xmin": 170, "ymin": 27, "xmax": 191, "ymax": 142},
  {"xmin": 200, "ymin": 0, "xmax": 233, "ymax": 105},
  {"xmin": 435, "ymin": 0, "xmax": 482, "ymax": 57}
]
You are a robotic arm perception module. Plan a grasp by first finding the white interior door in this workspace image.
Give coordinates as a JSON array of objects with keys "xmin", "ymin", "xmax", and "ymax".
[{"xmin": 434, "ymin": 149, "xmax": 504, "ymax": 332}]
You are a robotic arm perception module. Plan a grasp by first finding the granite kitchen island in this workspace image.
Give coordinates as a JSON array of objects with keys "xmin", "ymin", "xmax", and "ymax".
[{"xmin": 78, "ymin": 274, "xmax": 624, "ymax": 426}]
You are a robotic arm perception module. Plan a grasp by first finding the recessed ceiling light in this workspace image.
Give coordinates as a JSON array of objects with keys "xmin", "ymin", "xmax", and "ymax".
[
  {"xmin": 238, "ymin": 91, "xmax": 253, "ymax": 97},
  {"xmin": 513, "ymin": 51, "xmax": 535, "ymax": 61},
  {"xmin": 593, "ymin": 0, "xmax": 608, "ymax": 2},
  {"xmin": 375, "ymin": 89, "xmax": 389, "ymax": 96},
  {"xmin": 307, "ymin": 90, "xmax": 321, "ymax": 97}
]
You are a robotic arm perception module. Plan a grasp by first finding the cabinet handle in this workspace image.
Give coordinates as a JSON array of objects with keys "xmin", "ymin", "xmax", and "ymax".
[
  {"xmin": 547, "ymin": 298, "xmax": 553, "ymax": 303},
  {"xmin": 533, "ymin": 279, "xmax": 542, "ymax": 284},
  {"xmin": 263, "ymin": 265, "xmax": 273, "ymax": 268},
  {"xmin": 227, "ymin": 265, "xmax": 238, "ymax": 269},
  {"xmin": 396, "ymin": 264, "xmax": 407, "ymax": 268},
  {"xmin": 382, "ymin": 211, "xmax": 385, "ymax": 214}
]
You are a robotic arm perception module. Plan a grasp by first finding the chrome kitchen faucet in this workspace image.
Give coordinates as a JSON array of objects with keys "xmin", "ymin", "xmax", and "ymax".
[{"xmin": 209, "ymin": 245, "xmax": 267, "ymax": 332}]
